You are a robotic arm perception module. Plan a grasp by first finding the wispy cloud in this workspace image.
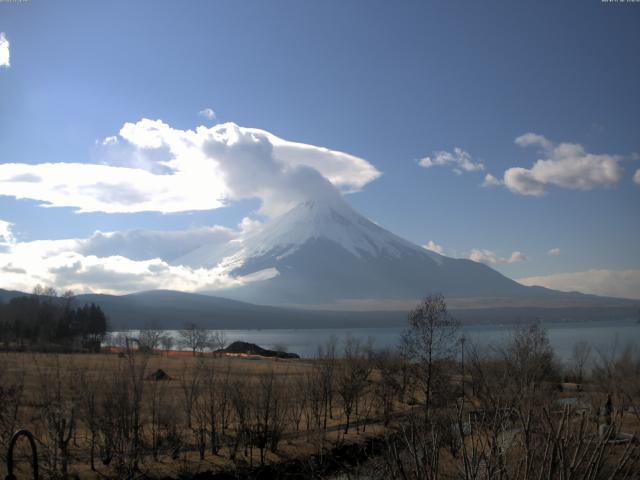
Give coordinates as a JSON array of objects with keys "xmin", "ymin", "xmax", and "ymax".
[
  {"xmin": 199, "ymin": 107, "xmax": 216, "ymax": 120},
  {"xmin": 503, "ymin": 133, "xmax": 623, "ymax": 196},
  {"xmin": 547, "ymin": 247, "xmax": 561, "ymax": 256},
  {"xmin": 519, "ymin": 269, "xmax": 640, "ymax": 300},
  {"xmin": 634, "ymin": 168, "xmax": 640, "ymax": 186},
  {"xmin": 418, "ymin": 147, "xmax": 484, "ymax": 175},
  {"xmin": 0, "ymin": 33, "xmax": 9, "ymax": 68}
]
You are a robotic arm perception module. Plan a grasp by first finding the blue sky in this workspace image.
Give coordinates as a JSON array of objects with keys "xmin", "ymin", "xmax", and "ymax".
[{"xmin": 1, "ymin": 0, "xmax": 639, "ymax": 298}]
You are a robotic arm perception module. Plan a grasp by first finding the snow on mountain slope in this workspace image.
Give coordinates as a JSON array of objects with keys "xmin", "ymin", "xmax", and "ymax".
[
  {"xmin": 176, "ymin": 196, "xmax": 443, "ymax": 269},
  {"xmin": 237, "ymin": 198, "xmax": 443, "ymax": 262},
  {"xmin": 173, "ymin": 196, "xmax": 537, "ymax": 306}
]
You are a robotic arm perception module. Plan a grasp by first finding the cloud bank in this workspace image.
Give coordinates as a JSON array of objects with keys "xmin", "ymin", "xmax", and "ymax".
[
  {"xmin": 0, "ymin": 219, "xmax": 275, "ymax": 295},
  {"xmin": 0, "ymin": 33, "xmax": 9, "ymax": 67},
  {"xmin": 519, "ymin": 269, "xmax": 640, "ymax": 300},
  {"xmin": 503, "ymin": 133, "xmax": 623, "ymax": 196},
  {"xmin": 0, "ymin": 120, "xmax": 381, "ymax": 217}
]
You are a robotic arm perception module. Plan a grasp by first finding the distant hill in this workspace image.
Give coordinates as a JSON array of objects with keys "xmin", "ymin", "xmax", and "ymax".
[
  {"xmin": 2, "ymin": 288, "xmax": 638, "ymax": 330},
  {"xmin": 0, "ymin": 288, "xmax": 27, "ymax": 303}
]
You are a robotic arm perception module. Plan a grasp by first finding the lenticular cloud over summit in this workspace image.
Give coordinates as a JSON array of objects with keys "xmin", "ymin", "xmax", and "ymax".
[{"xmin": 0, "ymin": 119, "xmax": 381, "ymax": 216}]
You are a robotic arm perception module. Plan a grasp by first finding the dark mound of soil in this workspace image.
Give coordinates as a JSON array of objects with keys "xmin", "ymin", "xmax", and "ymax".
[
  {"xmin": 148, "ymin": 368, "xmax": 171, "ymax": 381},
  {"xmin": 219, "ymin": 341, "xmax": 300, "ymax": 359}
]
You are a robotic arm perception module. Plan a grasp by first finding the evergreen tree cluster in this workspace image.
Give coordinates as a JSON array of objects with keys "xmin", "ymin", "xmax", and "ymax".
[{"xmin": 0, "ymin": 287, "xmax": 108, "ymax": 351}]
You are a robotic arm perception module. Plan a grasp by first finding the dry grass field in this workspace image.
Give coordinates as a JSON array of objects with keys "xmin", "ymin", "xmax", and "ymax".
[
  {"xmin": 1, "ymin": 318, "xmax": 639, "ymax": 479},
  {"xmin": 0, "ymin": 349, "xmax": 400, "ymax": 479}
]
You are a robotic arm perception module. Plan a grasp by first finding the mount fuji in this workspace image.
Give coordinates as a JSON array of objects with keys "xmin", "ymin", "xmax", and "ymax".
[{"xmin": 174, "ymin": 196, "xmax": 603, "ymax": 309}]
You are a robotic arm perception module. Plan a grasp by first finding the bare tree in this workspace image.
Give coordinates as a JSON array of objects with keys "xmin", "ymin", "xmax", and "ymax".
[
  {"xmin": 179, "ymin": 323, "xmax": 225, "ymax": 356},
  {"xmin": 125, "ymin": 346, "xmax": 148, "ymax": 472},
  {"xmin": 336, "ymin": 336, "xmax": 372, "ymax": 434},
  {"xmin": 179, "ymin": 359, "xmax": 203, "ymax": 429},
  {"xmin": 593, "ymin": 343, "xmax": 640, "ymax": 421},
  {"xmin": 201, "ymin": 361, "xmax": 222, "ymax": 455},
  {"xmin": 469, "ymin": 322, "xmax": 558, "ymax": 410},
  {"xmin": 211, "ymin": 329, "xmax": 227, "ymax": 353},
  {"xmin": 0, "ymin": 356, "xmax": 24, "ymax": 451},
  {"xmin": 401, "ymin": 293, "xmax": 459, "ymax": 416},
  {"xmin": 160, "ymin": 334, "xmax": 175, "ymax": 354},
  {"xmin": 36, "ymin": 355, "xmax": 77, "ymax": 477},
  {"xmin": 138, "ymin": 321, "xmax": 162, "ymax": 353},
  {"xmin": 287, "ymin": 372, "xmax": 307, "ymax": 433},
  {"xmin": 249, "ymin": 370, "xmax": 287, "ymax": 465},
  {"xmin": 304, "ymin": 367, "xmax": 325, "ymax": 433},
  {"xmin": 505, "ymin": 321, "xmax": 557, "ymax": 405},
  {"xmin": 229, "ymin": 378, "xmax": 250, "ymax": 462},
  {"xmin": 571, "ymin": 339, "xmax": 592, "ymax": 383},
  {"xmin": 79, "ymin": 363, "xmax": 104, "ymax": 470},
  {"xmin": 373, "ymin": 349, "xmax": 403, "ymax": 426},
  {"xmin": 317, "ymin": 335, "xmax": 338, "ymax": 428}
]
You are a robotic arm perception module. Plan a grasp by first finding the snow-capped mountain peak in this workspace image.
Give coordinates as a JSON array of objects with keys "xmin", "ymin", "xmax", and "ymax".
[
  {"xmin": 233, "ymin": 197, "xmax": 440, "ymax": 262},
  {"xmin": 175, "ymin": 197, "xmax": 443, "ymax": 269},
  {"xmin": 173, "ymin": 196, "xmax": 543, "ymax": 305}
]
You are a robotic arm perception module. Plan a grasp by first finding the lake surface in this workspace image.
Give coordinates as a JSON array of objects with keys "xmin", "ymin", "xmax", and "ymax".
[{"xmin": 110, "ymin": 318, "xmax": 640, "ymax": 361}]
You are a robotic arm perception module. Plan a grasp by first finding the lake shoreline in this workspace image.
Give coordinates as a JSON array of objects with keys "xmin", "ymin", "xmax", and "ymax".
[{"xmin": 107, "ymin": 318, "xmax": 640, "ymax": 361}]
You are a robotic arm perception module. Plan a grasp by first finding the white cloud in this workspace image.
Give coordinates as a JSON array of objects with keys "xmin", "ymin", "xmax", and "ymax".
[
  {"xmin": 504, "ymin": 133, "xmax": 623, "ymax": 196},
  {"xmin": 518, "ymin": 269, "xmax": 640, "ymax": 300},
  {"xmin": 423, "ymin": 240, "xmax": 444, "ymax": 255},
  {"xmin": 634, "ymin": 169, "xmax": 640, "ymax": 186},
  {"xmin": 0, "ymin": 220, "xmax": 15, "ymax": 247},
  {"xmin": 418, "ymin": 147, "xmax": 484, "ymax": 175},
  {"xmin": 481, "ymin": 173, "xmax": 502, "ymax": 187},
  {"xmin": 547, "ymin": 248, "xmax": 561, "ymax": 256},
  {"xmin": 0, "ymin": 120, "xmax": 381, "ymax": 216},
  {"xmin": 199, "ymin": 108, "xmax": 216, "ymax": 120},
  {"xmin": 0, "ymin": 33, "xmax": 9, "ymax": 68},
  {"xmin": 514, "ymin": 132, "xmax": 552, "ymax": 150},
  {"xmin": 101, "ymin": 135, "xmax": 119, "ymax": 146},
  {"xmin": 0, "ymin": 221, "xmax": 274, "ymax": 295},
  {"xmin": 77, "ymin": 226, "xmax": 237, "ymax": 262},
  {"xmin": 469, "ymin": 248, "xmax": 527, "ymax": 265}
]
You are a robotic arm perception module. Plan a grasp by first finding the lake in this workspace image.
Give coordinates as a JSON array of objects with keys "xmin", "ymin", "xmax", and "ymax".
[{"xmin": 110, "ymin": 318, "xmax": 640, "ymax": 361}]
